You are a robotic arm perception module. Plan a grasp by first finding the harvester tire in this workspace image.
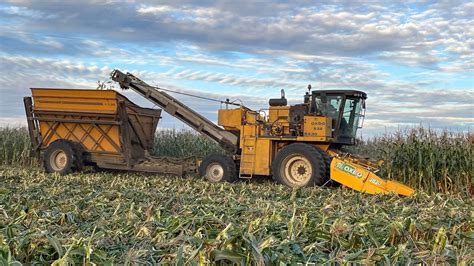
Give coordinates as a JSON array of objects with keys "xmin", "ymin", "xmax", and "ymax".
[
  {"xmin": 320, "ymin": 151, "xmax": 331, "ymax": 179},
  {"xmin": 43, "ymin": 140, "xmax": 83, "ymax": 175},
  {"xmin": 320, "ymin": 150, "xmax": 340, "ymax": 187},
  {"xmin": 199, "ymin": 154, "xmax": 238, "ymax": 183},
  {"xmin": 272, "ymin": 143, "xmax": 326, "ymax": 188}
]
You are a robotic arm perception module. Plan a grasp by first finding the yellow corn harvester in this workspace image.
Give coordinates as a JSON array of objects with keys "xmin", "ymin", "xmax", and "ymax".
[
  {"xmin": 214, "ymin": 92, "xmax": 413, "ymax": 196},
  {"xmin": 109, "ymin": 71, "xmax": 414, "ymax": 196},
  {"xmin": 25, "ymin": 70, "xmax": 414, "ymax": 196}
]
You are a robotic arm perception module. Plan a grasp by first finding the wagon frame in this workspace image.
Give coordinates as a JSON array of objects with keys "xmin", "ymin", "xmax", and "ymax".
[{"xmin": 24, "ymin": 88, "xmax": 195, "ymax": 176}]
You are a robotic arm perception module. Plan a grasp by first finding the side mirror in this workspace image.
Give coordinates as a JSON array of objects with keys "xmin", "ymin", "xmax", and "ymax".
[{"xmin": 362, "ymin": 99, "xmax": 366, "ymax": 109}]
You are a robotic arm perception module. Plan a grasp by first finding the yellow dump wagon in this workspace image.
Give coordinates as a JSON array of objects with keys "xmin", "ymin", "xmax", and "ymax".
[{"xmin": 24, "ymin": 88, "xmax": 195, "ymax": 175}]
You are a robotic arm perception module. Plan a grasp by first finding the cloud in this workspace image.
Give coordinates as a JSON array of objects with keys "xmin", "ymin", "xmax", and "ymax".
[
  {"xmin": 0, "ymin": 4, "xmax": 51, "ymax": 19},
  {"xmin": 0, "ymin": 54, "xmax": 269, "ymax": 126},
  {"xmin": 0, "ymin": 0, "xmax": 472, "ymax": 137},
  {"xmin": 2, "ymin": 0, "xmax": 471, "ymax": 64},
  {"xmin": 1, "ymin": 52, "xmax": 471, "ymax": 138}
]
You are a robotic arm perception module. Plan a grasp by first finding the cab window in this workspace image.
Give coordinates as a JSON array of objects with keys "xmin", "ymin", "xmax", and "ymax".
[{"xmin": 340, "ymin": 97, "xmax": 363, "ymax": 138}]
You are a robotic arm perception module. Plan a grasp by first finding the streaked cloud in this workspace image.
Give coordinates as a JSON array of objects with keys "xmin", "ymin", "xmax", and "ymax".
[{"xmin": 0, "ymin": 0, "xmax": 472, "ymax": 136}]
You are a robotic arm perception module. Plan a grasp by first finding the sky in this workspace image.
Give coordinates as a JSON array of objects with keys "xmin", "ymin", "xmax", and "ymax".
[{"xmin": 0, "ymin": 0, "xmax": 472, "ymax": 137}]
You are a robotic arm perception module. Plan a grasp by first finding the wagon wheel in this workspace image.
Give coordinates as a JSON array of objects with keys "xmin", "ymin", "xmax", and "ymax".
[{"xmin": 43, "ymin": 140, "xmax": 83, "ymax": 175}]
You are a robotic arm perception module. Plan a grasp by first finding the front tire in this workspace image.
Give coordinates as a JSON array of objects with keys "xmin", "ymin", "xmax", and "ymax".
[
  {"xmin": 272, "ymin": 143, "xmax": 326, "ymax": 188},
  {"xmin": 199, "ymin": 154, "xmax": 238, "ymax": 183}
]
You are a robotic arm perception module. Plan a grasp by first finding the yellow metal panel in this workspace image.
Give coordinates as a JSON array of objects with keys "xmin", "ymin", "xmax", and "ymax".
[
  {"xmin": 239, "ymin": 124, "xmax": 256, "ymax": 146},
  {"xmin": 296, "ymin": 136, "xmax": 330, "ymax": 142},
  {"xmin": 32, "ymin": 88, "xmax": 118, "ymax": 114},
  {"xmin": 239, "ymin": 137, "xmax": 272, "ymax": 176},
  {"xmin": 253, "ymin": 138, "xmax": 271, "ymax": 175},
  {"xmin": 218, "ymin": 108, "xmax": 243, "ymax": 130},
  {"xmin": 245, "ymin": 110, "xmax": 258, "ymax": 124},
  {"xmin": 268, "ymin": 106, "xmax": 289, "ymax": 123},
  {"xmin": 218, "ymin": 108, "xmax": 260, "ymax": 130},
  {"xmin": 39, "ymin": 120, "xmax": 121, "ymax": 153},
  {"xmin": 239, "ymin": 124, "xmax": 256, "ymax": 175},
  {"xmin": 268, "ymin": 107, "xmax": 290, "ymax": 135},
  {"xmin": 303, "ymin": 116, "xmax": 331, "ymax": 138},
  {"xmin": 330, "ymin": 158, "xmax": 414, "ymax": 196}
]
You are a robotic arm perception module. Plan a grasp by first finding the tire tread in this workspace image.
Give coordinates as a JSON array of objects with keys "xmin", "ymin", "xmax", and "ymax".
[
  {"xmin": 272, "ymin": 143, "xmax": 327, "ymax": 187},
  {"xmin": 199, "ymin": 154, "xmax": 238, "ymax": 183},
  {"xmin": 43, "ymin": 140, "xmax": 83, "ymax": 175}
]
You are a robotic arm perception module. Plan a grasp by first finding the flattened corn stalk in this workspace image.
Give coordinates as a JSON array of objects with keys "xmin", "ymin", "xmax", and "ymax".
[{"xmin": 0, "ymin": 167, "xmax": 472, "ymax": 264}]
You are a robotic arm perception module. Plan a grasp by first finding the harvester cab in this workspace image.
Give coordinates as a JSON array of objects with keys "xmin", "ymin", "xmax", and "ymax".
[{"xmin": 309, "ymin": 89, "xmax": 366, "ymax": 146}]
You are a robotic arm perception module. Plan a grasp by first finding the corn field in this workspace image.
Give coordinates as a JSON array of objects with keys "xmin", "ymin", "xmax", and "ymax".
[
  {"xmin": 152, "ymin": 129, "xmax": 224, "ymax": 158},
  {"xmin": 0, "ymin": 126, "xmax": 473, "ymax": 264},
  {"xmin": 0, "ymin": 167, "xmax": 472, "ymax": 264},
  {"xmin": 0, "ymin": 127, "xmax": 32, "ymax": 166},
  {"xmin": 346, "ymin": 128, "xmax": 473, "ymax": 195},
  {"xmin": 0, "ymin": 127, "xmax": 471, "ymax": 195}
]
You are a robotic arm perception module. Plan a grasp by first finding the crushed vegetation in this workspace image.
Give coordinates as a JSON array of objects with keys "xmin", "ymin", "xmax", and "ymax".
[{"xmin": 1, "ymin": 167, "xmax": 472, "ymax": 264}]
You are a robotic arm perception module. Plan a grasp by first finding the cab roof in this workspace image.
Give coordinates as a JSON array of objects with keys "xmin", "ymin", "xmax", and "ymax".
[{"xmin": 312, "ymin": 90, "xmax": 367, "ymax": 99}]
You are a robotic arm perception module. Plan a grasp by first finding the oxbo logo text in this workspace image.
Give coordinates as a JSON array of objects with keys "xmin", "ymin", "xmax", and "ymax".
[{"xmin": 335, "ymin": 162, "xmax": 363, "ymax": 178}]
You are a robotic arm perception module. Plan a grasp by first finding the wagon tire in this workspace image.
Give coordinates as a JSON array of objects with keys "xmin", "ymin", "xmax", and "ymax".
[
  {"xmin": 199, "ymin": 154, "xmax": 238, "ymax": 183},
  {"xmin": 272, "ymin": 143, "xmax": 326, "ymax": 188},
  {"xmin": 72, "ymin": 142, "xmax": 84, "ymax": 172},
  {"xmin": 43, "ymin": 140, "xmax": 82, "ymax": 175}
]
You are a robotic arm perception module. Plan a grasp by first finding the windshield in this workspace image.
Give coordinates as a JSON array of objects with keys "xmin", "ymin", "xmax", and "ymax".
[
  {"xmin": 314, "ymin": 95, "xmax": 343, "ymax": 119},
  {"xmin": 314, "ymin": 95, "xmax": 343, "ymax": 134},
  {"xmin": 340, "ymin": 97, "xmax": 364, "ymax": 138}
]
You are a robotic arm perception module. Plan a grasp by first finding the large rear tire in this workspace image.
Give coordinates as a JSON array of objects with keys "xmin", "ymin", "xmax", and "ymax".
[
  {"xmin": 272, "ymin": 143, "xmax": 326, "ymax": 188},
  {"xmin": 43, "ymin": 140, "xmax": 83, "ymax": 175},
  {"xmin": 199, "ymin": 154, "xmax": 238, "ymax": 183}
]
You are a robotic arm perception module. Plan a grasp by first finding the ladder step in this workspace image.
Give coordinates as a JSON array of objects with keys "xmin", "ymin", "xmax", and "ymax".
[
  {"xmin": 239, "ymin": 173, "xmax": 253, "ymax": 179},
  {"xmin": 240, "ymin": 136, "xmax": 257, "ymax": 178}
]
